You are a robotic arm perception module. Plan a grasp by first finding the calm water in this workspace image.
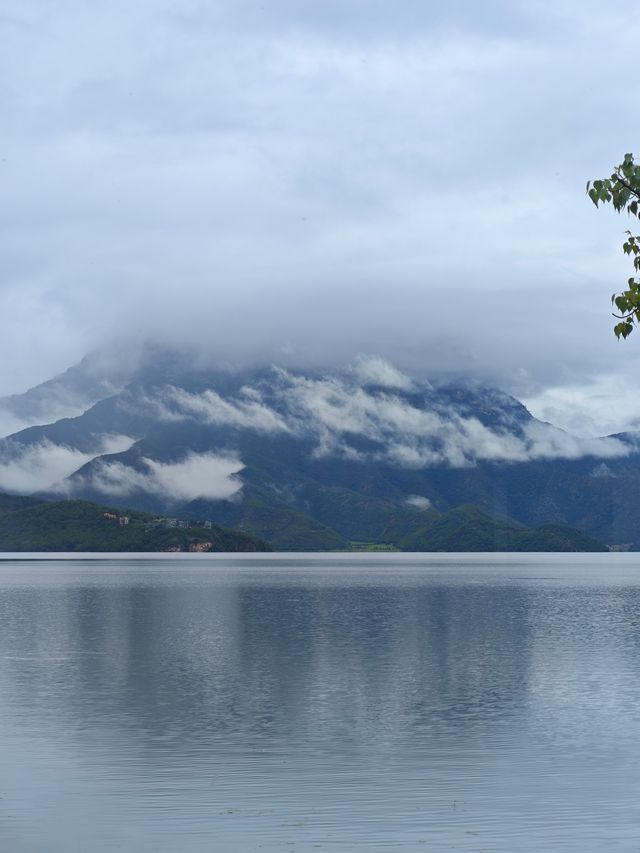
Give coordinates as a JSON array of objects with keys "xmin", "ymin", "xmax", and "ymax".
[{"xmin": 1, "ymin": 554, "xmax": 640, "ymax": 852}]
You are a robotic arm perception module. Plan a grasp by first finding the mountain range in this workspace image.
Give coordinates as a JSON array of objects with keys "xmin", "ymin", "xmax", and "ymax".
[{"xmin": 0, "ymin": 346, "xmax": 637, "ymax": 550}]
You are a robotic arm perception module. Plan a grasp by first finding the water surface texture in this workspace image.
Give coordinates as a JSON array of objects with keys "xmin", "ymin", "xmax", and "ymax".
[{"xmin": 1, "ymin": 553, "xmax": 640, "ymax": 852}]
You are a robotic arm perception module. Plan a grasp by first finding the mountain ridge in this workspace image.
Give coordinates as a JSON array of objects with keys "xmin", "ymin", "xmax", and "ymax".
[{"xmin": 0, "ymin": 349, "xmax": 637, "ymax": 549}]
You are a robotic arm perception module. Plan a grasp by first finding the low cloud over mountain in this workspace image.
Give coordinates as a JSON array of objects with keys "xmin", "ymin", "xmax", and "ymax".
[
  {"xmin": 0, "ymin": 434, "xmax": 134, "ymax": 495},
  {"xmin": 74, "ymin": 452, "xmax": 244, "ymax": 503},
  {"xmin": 0, "ymin": 354, "xmax": 635, "ymax": 554},
  {"xmin": 100, "ymin": 358, "xmax": 628, "ymax": 483}
]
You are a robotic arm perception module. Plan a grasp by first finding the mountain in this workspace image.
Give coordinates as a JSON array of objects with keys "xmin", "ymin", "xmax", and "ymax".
[
  {"xmin": 0, "ymin": 494, "xmax": 269, "ymax": 552},
  {"xmin": 0, "ymin": 348, "xmax": 141, "ymax": 435},
  {"xmin": 0, "ymin": 348, "xmax": 637, "ymax": 550}
]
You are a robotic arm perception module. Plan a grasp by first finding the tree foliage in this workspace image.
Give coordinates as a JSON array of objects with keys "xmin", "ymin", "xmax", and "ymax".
[{"xmin": 588, "ymin": 153, "xmax": 640, "ymax": 339}]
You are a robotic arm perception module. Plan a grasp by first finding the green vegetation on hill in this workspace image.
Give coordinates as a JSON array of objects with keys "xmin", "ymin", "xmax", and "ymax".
[
  {"xmin": 0, "ymin": 493, "xmax": 42, "ymax": 514},
  {"xmin": 0, "ymin": 496, "xmax": 269, "ymax": 552},
  {"xmin": 0, "ymin": 493, "xmax": 606, "ymax": 553},
  {"xmin": 392, "ymin": 505, "xmax": 607, "ymax": 552},
  {"xmin": 209, "ymin": 494, "xmax": 605, "ymax": 552},
  {"xmin": 238, "ymin": 502, "xmax": 349, "ymax": 551}
]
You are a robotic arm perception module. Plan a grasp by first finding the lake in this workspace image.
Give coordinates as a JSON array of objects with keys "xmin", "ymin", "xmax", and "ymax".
[{"xmin": 1, "ymin": 553, "xmax": 640, "ymax": 851}]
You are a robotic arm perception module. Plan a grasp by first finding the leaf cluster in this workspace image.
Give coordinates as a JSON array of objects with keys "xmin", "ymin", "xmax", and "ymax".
[{"xmin": 587, "ymin": 153, "xmax": 640, "ymax": 338}]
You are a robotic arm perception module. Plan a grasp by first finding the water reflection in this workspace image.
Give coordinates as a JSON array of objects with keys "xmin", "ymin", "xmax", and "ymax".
[
  {"xmin": 1, "ymin": 577, "xmax": 534, "ymax": 745},
  {"xmin": 0, "ymin": 555, "xmax": 639, "ymax": 851}
]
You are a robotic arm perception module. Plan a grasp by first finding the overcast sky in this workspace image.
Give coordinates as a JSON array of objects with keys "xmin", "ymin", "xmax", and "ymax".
[{"xmin": 2, "ymin": 0, "xmax": 640, "ymax": 434}]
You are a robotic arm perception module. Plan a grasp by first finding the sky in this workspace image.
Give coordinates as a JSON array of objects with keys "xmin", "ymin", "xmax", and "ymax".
[{"xmin": 2, "ymin": 0, "xmax": 640, "ymax": 435}]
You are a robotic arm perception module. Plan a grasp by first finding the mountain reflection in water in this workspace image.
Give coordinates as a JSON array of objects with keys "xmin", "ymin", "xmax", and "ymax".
[{"xmin": 1, "ymin": 553, "xmax": 639, "ymax": 852}]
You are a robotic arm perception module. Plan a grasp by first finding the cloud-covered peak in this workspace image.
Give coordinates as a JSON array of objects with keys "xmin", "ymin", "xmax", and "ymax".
[
  {"xmin": 275, "ymin": 369, "xmax": 628, "ymax": 467},
  {"xmin": 0, "ymin": 357, "xmax": 632, "ymax": 502},
  {"xmin": 108, "ymin": 358, "xmax": 630, "ymax": 469}
]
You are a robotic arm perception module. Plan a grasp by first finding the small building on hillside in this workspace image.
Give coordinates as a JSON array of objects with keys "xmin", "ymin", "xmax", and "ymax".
[{"xmin": 189, "ymin": 542, "xmax": 213, "ymax": 552}]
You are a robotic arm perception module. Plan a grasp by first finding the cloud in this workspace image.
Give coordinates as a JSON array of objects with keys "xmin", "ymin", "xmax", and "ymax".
[
  {"xmin": 80, "ymin": 452, "xmax": 244, "ymax": 502},
  {"xmin": 152, "ymin": 386, "xmax": 289, "ymax": 433},
  {"xmin": 0, "ymin": 434, "xmax": 136, "ymax": 494},
  {"xmin": 523, "ymin": 374, "xmax": 640, "ymax": 438},
  {"xmin": 277, "ymin": 369, "xmax": 629, "ymax": 467},
  {"xmin": 99, "ymin": 434, "xmax": 136, "ymax": 454},
  {"xmin": 353, "ymin": 356, "xmax": 414, "ymax": 390},
  {"xmin": 117, "ymin": 363, "xmax": 631, "ymax": 469},
  {"xmin": 0, "ymin": 440, "xmax": 97, "ymax": 494},
  {"xmin": 1, "ymin": 0, "xmax": 640, "ymax": 431},
  {"xmin": 406, "ymin": 495, "xmax": 431, "ymax": 510}
]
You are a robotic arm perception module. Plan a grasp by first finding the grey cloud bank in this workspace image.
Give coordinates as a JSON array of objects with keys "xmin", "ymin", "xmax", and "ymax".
[{"xmin": 2, "ymin": 0, "xmax": 640, "ymax": 433}]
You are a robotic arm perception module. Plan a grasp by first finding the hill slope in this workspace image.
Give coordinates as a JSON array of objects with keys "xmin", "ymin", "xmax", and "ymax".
[
  {"xmin": 393, "ymin": 505, "xmax": 607, "ymax": 552},
  {"xmin": 0, "ymin": 493, "xmax": 606, "ymax": 553},
  {"xmin": 0, "ymin": 496, "xmax": 270, "ymax": 552}
]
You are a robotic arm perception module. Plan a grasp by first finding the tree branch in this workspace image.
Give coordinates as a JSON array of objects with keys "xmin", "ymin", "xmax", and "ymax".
[{"xmin": 614, "ymin": 170, "xmax": 640, "ymax": 201}]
